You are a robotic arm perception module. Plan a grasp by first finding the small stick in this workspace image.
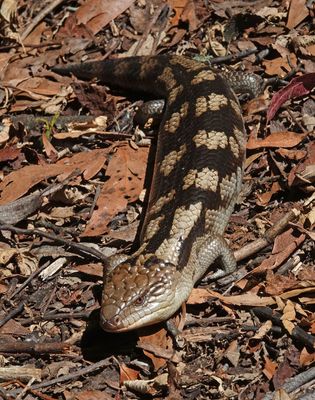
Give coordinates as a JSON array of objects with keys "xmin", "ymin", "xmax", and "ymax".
[
  {"xmin": 196, "ymin": 48, "xmax": 259, "ymax": 65},
  {"xmin": 0, "ymin": 340, "xmax": 73, "ymax": 355},
  {"xmin": 88, "ymin": 185, "xmax": 101, "ymax": 219},
  {"xmin": 234, "ymin": 208, "xmax": 300, "ymax": 263},
  {"xmin": 21, "ymin": 310, "xmax": 93, "ymax": 325},
  {"xmin": 0, "ymin": 301, "xmax": 24, "ymax": 329},
  {"xmin": 252, "ymin": 307, "xmax": 315, "ymax": 349},
  {"xmin": 9, "ymin": 261, "xmax": 50, "ymax": 299},
  {"xmin": 0, "ymin": 224, "xmax": 108, "ymax": 264},
  {"xmin": 9, "ymin": 359, "xmax": 111, "ymax": 394},
  {"xmin": 262, "ymin": 366, "xmax": 315, "ymax": 400},
  {"xmin": 20, "ymin": 0, "xmax": 66, "ymax": 40}
]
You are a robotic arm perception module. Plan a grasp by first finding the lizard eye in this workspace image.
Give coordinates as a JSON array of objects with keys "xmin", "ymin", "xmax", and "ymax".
[{"xmin": 134, "ymin": 294, "xmax": 145, "ymax": 305}]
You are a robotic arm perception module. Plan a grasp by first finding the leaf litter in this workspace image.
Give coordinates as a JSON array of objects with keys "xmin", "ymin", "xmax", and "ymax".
[{"xmin": 0, "ymin": 0, "xmax": 314, "ymax": 399}]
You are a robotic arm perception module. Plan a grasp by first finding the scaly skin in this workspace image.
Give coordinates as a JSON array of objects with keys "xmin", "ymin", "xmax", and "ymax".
[{"xmin": 53, "ymin": 55, "xmax": 246, "ymax": 332}]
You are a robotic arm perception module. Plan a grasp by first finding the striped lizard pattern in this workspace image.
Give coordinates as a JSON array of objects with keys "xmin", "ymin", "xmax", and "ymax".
[{"xmin": 53, "ymin": 55, "xmax": 247, "ymax": 332}]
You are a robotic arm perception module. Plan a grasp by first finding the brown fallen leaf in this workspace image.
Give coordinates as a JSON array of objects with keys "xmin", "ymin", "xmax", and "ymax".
[
  {"xmin": 205, "ymin": 289, "xmax": 276, "ymax": 307},
  {"xmin": 280, "ymin": 287, "xmax": 315, "ymax": 300},
  {"xmin": 252, "ymin": 320, "xmax": 273, "ymax": 340},
  {"xmin": 68, "ymin": 390, "xmax": 113, "ymax": 400},
  {"xmin": 83, "ymin": 143, "xmax": 149, "ymax": 237},
  {"xmin": 265, "ymin": 271, "xmax": 299, "ymax": 296},
  {"xmin": 0, "ymin": 145, "xmax": 22, "ymax": 162},
  {"xmin": 0, "ymin": 149, "xmax": 107, "ymax": 205},
  {"xmin": 262, "ymin": 54, "xmax": 297, "ymax": 77},
  {"xmin": 263, "ymin": 355, "xmax": 277, "ymax": 380},
  {"xmin": 247, "ymin": 131, "xmax": 308, "ymax": 150},
  {"xmin": 187, "ymin": 288, "xmax": 211, "ymax": 304},
  {"xmin": 120, "ymin": 363, "xmax": 139, "ymax": 385},
  {"xmin": 256, "ymin": 181, "xmax": 282, "ymax": 206},
  {"xmin": 273, "ymin": 356, "xmax": 296, "ymax": 390},
  {"xmin": 299, "ymin": 348, "xmax": 315, "ymax": 366},
  {"xmin": 17, "ymin": 77, "xmax": 66, "ymax": 96},
  {"xmin": 0, "ymin": 283, "xmax": 7, "ymax": 294},
  {"xmin": 288, "ymin": 141, "xmax": 315, "ymax": 188},
  {"xmin": 276, "ymin": 148, "xmax": 307, "ymax": 161},
  {"xmin": 224, "ymin": 339, "xmax": 240, "ymax": 367},
  {"xmin": 286, "ymin": 0, "xmax": 309, "ymax": 30},
  {"xmin": 73, "ymin": 0, "xmax": 135, "ymax": 35},
  {"xmin": 138, "ymin": 327, "xmax": 173, "ymax": 371},
  {"xmin": 251, "ymin": 229, "xmax": 305, "ymax": 274},
  {"xmin": 0, "ymin": 319, "xmax": 30, "ymax": 336},
  {"xmin": 168, "ymin": 0, "xmax": 190, "ymax": 26},
  {"xmin": 42, "ymin": 132, "xmax": 58, "ymax": 161},
  {"xmin": 281, "ymin": 300, "xmax": 296, "ymax": 334},
  {"xmin": 73, "ymin": 263, "xmax": 103, "ymax": 278}
]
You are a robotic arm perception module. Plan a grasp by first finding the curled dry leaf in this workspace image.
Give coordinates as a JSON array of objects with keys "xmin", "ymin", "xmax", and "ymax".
[
  {"xmin": 252, "ymin": 229, "xmax": 305, "ymax": 275},
  {"xmin": 124, "ymin": 373, "xmax": 168, "ymax": 396},
  {"xmin": 206, "ymin": 289, "xmax": 275, "ymax": 307},
  {"xmin": 0, "ymin": 247, "xmax": 18, "ymax": 265},
  {"xmin": 16, "ymin": 251, "xmax": 38, "ymax": 276},
  {"xmin": 0, "ymin": 0, "xmax": 16, "ymax": 22},
  {"xmin": 262, "ymin": 54, "xmax": 297, "ymax": 77},
  {"xmin": 288, "ymin": 141, "xmax": 315, "ymax": 188}
]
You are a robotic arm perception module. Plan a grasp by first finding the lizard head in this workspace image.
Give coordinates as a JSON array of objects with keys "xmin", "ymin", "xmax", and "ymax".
[{"xmin": 100, "ymin": 254, "xmax": 184, "ymax": 332}]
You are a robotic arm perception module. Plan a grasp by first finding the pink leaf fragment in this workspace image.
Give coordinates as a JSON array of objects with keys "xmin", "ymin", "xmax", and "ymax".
[{"xmin": 267, "ymin": 73, "xmax": 315, "ymax": 122}]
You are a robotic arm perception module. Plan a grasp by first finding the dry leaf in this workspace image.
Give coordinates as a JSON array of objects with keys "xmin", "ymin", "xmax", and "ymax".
[
  {"xmin": 83, "ymin": 144, "xmax": 149, "ymax": 237},
  {"xmin": 263, "ymin": 355, "xmax": 277, "ymax": 380},
  {"xmin": 247, "ymin": 131, "xmax": 308, "ymax": 150}
]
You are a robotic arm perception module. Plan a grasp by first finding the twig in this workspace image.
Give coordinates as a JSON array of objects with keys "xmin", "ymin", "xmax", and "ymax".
[
  {"xmin": 216, "ymin": 208, "xmax": 300, "ymax": 287},
  {"xmin": 9, "ymin": 359, "xmax": 111, "ymax": 396},
  {"xmin": 9, "ymin": 261, "xmax": 50, "ymax": 300},
  {"xmin": 262, "ymin": 367, "xmax": 315, "ymax": 400},
  {"xmin": 133, "ymin": 4, "xmax": 168, "ymax": 56},
  {"xmin": 20, "ymin": 0, "xmax": 66, "ymax": 40},
  {"xmin": 252, "ymin": 307, "xmax": 315, "ymax": 349},
  {"xmin": 0, "ymin": 169, "xmax": 81, "ymax": 225},
  {"xmin": 0, "ymin": 302, "xmax": 24, "ymax": 329},
  {"xmin": 0, "ymin": 224, "xmax": 108, "ymax": 264},
  {"xmin": 298, "ymin": 392, "xmax": 315, "ymax": 400},
  {"xmin": 286, "ymin": 107, "xmax": 308, "ymax": 133},
  {"xmin": 195, "ymin": 48, "xmax": 259, "ymax": 65},
  {"xmin": 21, "ymin": 310, "xmax": 94, "ymax": 325},
  {"xmin": 0, "ymin": 41, "xmax": 61, "ymax": 51},
  {"xmin": 15, "ymin": 378, "xmax": 35, "ymax": 400},
  {"xmin": 88, "ymin": 185, "xmax": 101, "ymax": 219},
  {"xmin": 234, "ymin": 208, "xmax": 300, "ymax": 262},
  {"xmin": 0, "ymin": 340, "xmax": 73, "ymax": 355}
]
